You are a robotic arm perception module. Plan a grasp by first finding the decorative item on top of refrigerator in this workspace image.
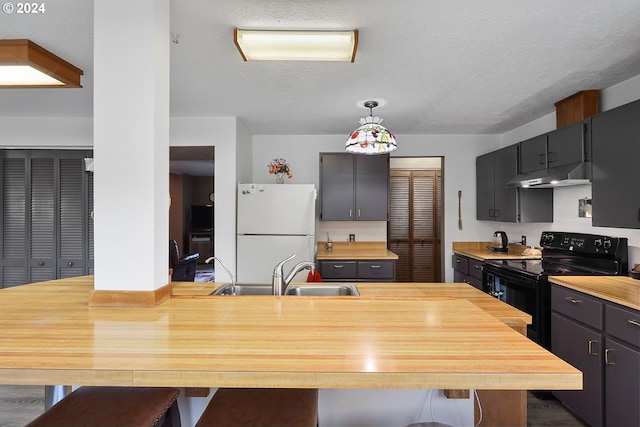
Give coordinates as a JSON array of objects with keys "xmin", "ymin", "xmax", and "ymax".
[{"xmin": 236, "ymin": 184, "xmax": 316, "ymax": 283}]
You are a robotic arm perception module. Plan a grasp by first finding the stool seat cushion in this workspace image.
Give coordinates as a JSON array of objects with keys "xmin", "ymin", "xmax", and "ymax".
[
  {"xmin": 196, "ymin": 388, "xmax": 318, "ymax": 427},
  {"xmin": 26, "ymin": 386, "xmax": 180, "ymax": 427}
]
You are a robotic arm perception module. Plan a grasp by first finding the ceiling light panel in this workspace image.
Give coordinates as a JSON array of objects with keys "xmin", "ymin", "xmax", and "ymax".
[{"xmin": 234, "ymin": 29, "xmax": 358, "ymax": 62}]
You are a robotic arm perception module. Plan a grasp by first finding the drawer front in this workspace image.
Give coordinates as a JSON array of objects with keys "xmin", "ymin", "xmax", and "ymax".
[
  {"xmin": 606, "ymin": 303, "xmax": 640, "ymax": 348},
  {"xmin": 552, "ymin": 285, "xmax": 603, "ymax": 330},
  {"xmin": 452, "ymin": 255, "xmax": 469, "ymax": 275},
  {"xmin": 358, "ymin": 261, "xmax": 395, "ymax": 280},
  {"xmin": 469, "ymin": 259, "xmax": 483, "ymax": 280},
  {"xmin": 319, "ymin": 261, "xmax": 357, "ymax": 280}
]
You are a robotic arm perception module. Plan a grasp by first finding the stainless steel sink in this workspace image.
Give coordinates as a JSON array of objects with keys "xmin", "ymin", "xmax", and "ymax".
[
  {"xmin": 209, "ymin": 283, "xmax": 359, "ymax": 296},
  {"xmin": 209, "ymin": 284, "xmax": 272, "ymax": 295},
  {"xmin": 284, "ymin": 284, "xmax": 360, "ymax": 296}
]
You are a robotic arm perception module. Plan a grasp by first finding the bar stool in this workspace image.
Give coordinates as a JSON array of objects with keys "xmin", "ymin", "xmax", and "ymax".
[
  {"xmin": 26, "ymin": 386, "xmax": 181, "ymax": 427},
  {"xmin": 196, "ymin": 388, "xmax": 318, "ymax": 427}
]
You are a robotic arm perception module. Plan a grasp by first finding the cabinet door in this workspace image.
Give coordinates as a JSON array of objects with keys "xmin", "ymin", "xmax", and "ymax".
[
  {"xmin": 519, "ymin": 134, "xmax": 547, "ymax": 174},
  {"xmin": 475, "ymin": 153, "xmax": 494, "ymax": 220},
  {"xmin": 492, "ymin": 145, "xmax": 518, "ymax": 222},
  {"xmin": 592, "ymin": 99, "xmax": 640, "ymax": 229},
  {"xmin": 604, "ymin": 338, "xmax": 640, "ymax": 427},
  {"xmin": 552, "ymin": 313, "xmax": 603, "ymax": 427},
  {"xmin": 320, "ymin": 153, "xmax": 355, "ymax": 220},
  {"xmin": 547, "ymin": 120, "xmax": 588, "ymax": 169},
  {"xmin": 354, "ymin": 154, "xmax": 389, "ymax": 220}
]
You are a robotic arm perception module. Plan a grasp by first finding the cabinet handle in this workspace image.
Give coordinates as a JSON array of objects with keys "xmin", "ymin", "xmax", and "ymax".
[
  {"xmin": 564, "ymin": 296, "xmax": 582, "ymax": 304},
  {"xmin": 67, "ymin": 261, "xmax": 73, "ymax": 267},
  {"xmin": 38, "ymin": 261, "xmax": 44, "ymax": 266},
  {"xmin": 357, "ymin": 209, "xmax": 361, "ymax": 218},
  {"xmin": 628, "ymin": 319, "xmax": 640, "ymax": 327},
  {"xmin": 333, "ymin": 265, "xmax": 344, "ymax": 269},
  {"xmin": 539, "ymin": 153, "xmax": 545, "ymax": 165},
  {"xmin": 588, "ymin": 340, "xmax": 598, "ymax": 356},
  {"xmin": 349, "ymin": 209, "xmax": 352, "ymax": 219},
  {"xmin": 494, "ymin": 209, "xmax": 500, "ymax": 218},
  {"xmin": 456, "ymin": 259, "xmax": 461, "ymax": 263},
  {"xmin": 474, "ymin": 265, "xmax": 480, "ymax": 270},
  {"xmin": 604, "ymin": 348, "xmax": 615, "ymax": 365},
  {"xmin": 489, "ymin": 209, "xmax": 494, "ymax": 218},
  {"xmin": 548, "ymin": 151, "xmax": 556, "ymax": 164},
  {"xmin": 370, "ymin": 265, "xmax": 381, "ymax": 269}
]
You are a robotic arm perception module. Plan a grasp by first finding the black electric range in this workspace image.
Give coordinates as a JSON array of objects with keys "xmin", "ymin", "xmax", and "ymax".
[{"xmin": 483, "ymin": 231, "xmax": 628, "ymax": 348}]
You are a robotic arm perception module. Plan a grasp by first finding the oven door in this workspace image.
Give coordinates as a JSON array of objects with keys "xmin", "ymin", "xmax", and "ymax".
[{"xmin": 484, "ymin": 265, "xmax": 542, "ymax": 344}]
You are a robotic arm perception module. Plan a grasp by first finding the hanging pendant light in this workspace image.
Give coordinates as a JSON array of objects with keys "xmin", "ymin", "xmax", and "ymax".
[{"xmin": 345, "ymin": 100, "xmax": 397, "ymax": 154}]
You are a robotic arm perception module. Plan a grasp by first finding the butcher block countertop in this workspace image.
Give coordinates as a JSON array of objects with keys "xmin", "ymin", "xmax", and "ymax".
[
  {"xmin": 316, "ymin": 241, "xmax": 398, "ymax": 260},
  {"xmin": 549, "ymin": 276, "xmax": 640, "ymax": 310},
  {"xmin": 0, "ymin": 276, "xmax": 579, "ymax": 391},
  {"xmin": 452, "ymin": 241, "xmax": 542, "ymax": 261}
]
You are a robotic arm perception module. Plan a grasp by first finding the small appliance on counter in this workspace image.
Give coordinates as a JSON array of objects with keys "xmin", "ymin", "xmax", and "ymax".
[{"xmin": 489, "ymin": 231, "xmax": 508, "ymax": 252}]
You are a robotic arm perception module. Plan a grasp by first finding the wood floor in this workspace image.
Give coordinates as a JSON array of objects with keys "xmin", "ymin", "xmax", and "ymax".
[{"xmin": 0, "ymin": 386, "xmax": 587, "ymax": 427}]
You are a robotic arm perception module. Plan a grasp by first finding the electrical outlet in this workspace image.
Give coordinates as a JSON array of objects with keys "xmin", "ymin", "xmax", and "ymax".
[
  {"xmin": 348, "ymin": 234, "xmax": 355, "ymax": 242},
  {"xmin": 521, "ymin": 235, "xmax": 527, "ymax": 245}
]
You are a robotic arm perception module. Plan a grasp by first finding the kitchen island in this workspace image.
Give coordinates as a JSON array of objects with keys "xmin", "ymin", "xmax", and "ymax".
[{"xmin": 0, "ymin": 277, "xmax": 580, "ymax": 426}]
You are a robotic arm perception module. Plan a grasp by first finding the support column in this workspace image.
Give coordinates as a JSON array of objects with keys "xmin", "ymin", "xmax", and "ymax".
[{"xmin": 90, "ymin": 0, "xmax": 171, "ymax": 306}]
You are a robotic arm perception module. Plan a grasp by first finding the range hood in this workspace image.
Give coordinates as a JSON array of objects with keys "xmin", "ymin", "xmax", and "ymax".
[{"xmin": 507, "ymin": 162, "xmax": 591, "ymax": 188}]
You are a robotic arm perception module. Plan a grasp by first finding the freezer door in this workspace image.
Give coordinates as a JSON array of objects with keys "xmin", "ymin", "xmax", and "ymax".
[
  {"xmin": 236, "ymin": 235, "xmax": 315, "ymax": 284},
  {"xmin": 237, "ymin": 184, "xmax": 316, "ymax": 235}
]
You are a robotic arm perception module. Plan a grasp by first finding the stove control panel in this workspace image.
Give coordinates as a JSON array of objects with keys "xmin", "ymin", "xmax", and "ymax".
[{"xmin": 540, "ymin": 231, "xmax": 627, "ymax": 255}]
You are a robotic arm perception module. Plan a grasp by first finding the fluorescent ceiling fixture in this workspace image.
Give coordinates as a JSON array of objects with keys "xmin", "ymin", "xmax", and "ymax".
[
  {"xmin": 0, "ymin": 39, "xmax": 83, "ymax": 88},
  {"xmin": 234, "ymin": 29, "xmax": 358, "ymax": 62}
]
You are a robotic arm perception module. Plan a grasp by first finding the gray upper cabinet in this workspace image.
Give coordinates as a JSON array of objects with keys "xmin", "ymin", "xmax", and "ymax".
[
  {"xmin": 320, "ymin": 153, "xmax": 389, "ymax": 221},
  {"xmin": 1, "ymin": 150, "xmax": 93, "ymax": 288},
  {"xmin": 519, "ymin": 120, "xmax": 589, "ymax": 174},
  {"xmin": 547, "ymin": 120, "xmax": 590, "ymax": 168},
  {"xmin": 476, "ymin": 145, "xmax": 553, "ymax": 222},
  {"xmin": 591, "ymin": 99, "xmax": 640, "ymax": 229},
  {"xmin": 519, "ymin": 134, "xmax": 548, "ymax": 174}
]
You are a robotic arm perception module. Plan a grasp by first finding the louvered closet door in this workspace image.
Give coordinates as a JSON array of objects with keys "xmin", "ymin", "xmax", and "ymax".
[
  {"xmin": 58, "ymin": 156, "xmax": 87, "ymax": 278},
  {"xmin": 29, "ymin": 155, "xmax": 56, "ymax": 283},
  {"xmin": 388, "ymin": 171, "xmax": 442, "ymax": 282},
  {"xmin": 1, "ymin": 154, "xmax": 27, "ymax": 288}
]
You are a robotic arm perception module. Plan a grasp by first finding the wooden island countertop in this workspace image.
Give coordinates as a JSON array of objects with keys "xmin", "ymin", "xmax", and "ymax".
[{"xmin": 0, "ymin": 276, "xmax": 579, "ymax": 392}]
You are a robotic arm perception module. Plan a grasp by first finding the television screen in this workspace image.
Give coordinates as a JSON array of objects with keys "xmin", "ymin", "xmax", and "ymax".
[{"xmin": 190, "ymin": 205, "xmax": 213, "ymax": 231}]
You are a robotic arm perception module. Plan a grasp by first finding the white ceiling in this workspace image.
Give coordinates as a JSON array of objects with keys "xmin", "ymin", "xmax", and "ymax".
[{"xmin": 1, "ymin": 0, "xmax": 640, "ymax": 136}]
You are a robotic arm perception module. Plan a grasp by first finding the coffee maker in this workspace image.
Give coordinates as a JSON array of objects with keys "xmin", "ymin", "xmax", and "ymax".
[{"xmin": 490, "ymin": 231, "xmax": 508, "ymax": 252}]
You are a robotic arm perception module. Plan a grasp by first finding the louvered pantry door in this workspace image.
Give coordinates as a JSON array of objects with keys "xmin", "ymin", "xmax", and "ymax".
[{"xmin": 388, "ymin": 170, "xmax": 442, "ymax": 282}]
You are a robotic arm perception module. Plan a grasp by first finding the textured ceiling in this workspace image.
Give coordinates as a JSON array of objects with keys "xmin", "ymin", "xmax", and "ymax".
[{"xmin": 1, "ymin": 0, "xmax": 639, "ymax": 136}]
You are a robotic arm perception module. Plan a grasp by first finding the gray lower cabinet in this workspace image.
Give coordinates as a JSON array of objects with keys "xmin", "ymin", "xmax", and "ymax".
[
  {"xmin": 591, "ymin": 98, "xmax": 640, "ymax": 229},
  {"xmin": 452, "ymin": 254, "xmax": 482, "ymax": 290},
  {"xmin": 1, "ymin": 149, "xmax": 94, "ymax": 288},
  {"xmin": 476, "ymin": 144, "xmax": 553, "ymax": 222},
  {"xmin": 551, "ymin": 284, "xmax": 640, "ymax": 427},
  {"xmin": 318, "ymin": 259, "xmax": 395, "ymax": 282},
  {"xmin": 319, "ymin": 153, "xmax": 389, "ymax": 221}
]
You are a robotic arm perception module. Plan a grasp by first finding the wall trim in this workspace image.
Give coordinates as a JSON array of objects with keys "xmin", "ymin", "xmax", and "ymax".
[{"xmin": 88, "ymin": 282, "xmax": 173, "ymax": 307}]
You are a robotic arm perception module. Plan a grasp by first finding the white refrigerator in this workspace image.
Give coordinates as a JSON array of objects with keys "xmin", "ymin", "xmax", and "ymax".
[{"xmin": 236, "ymin": 183, "xmax": 316, "ymax": 284}]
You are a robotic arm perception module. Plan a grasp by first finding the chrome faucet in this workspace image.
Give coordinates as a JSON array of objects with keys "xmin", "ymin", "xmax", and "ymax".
[
  {"xmin": 206, "ymin": 256, "xmax": 236, "ymax": 295},
  {"xmin": 272, "ymin": 254, "xmax": 316, "ymax": 296}
]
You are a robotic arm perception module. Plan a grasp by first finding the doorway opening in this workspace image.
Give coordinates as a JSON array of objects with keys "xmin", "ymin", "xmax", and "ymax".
[
  {"xmin": 169, "ymin": 146, "xmax": 215, "ymax": 273},
  {"xmin": 388, "ymin": 157, "xmax": 443, "ymax": 282}
]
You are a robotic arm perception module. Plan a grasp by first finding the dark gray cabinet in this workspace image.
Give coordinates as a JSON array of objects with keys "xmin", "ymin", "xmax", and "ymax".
[
  {"xmin": 591, "ymin": 99, "xmax": 640, "ymax": 229},
  {"xmin": 1, "ymin": 150, "xmax": 93, "ymax": 288},
  {"xmin": 551, "ymin": 284, "xmax": 640, "ymax": 427},
  {"xmin": 320, "ymin": 153, "xmax": 389, "ymax": 221},
  {"xmin": 476, "ymin": 145, "xmax": 553, "ymax": 222},
  {"xmin": 452, "ymin": 254, "xmax": 482, "ymax": 290},
  {"xmin": 318, "ymin": 259, "xmax": 396, "ymax": 282},
  {"xmin": 520, "ymin": 121, "xmax": 589, "ymax": 174}
]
